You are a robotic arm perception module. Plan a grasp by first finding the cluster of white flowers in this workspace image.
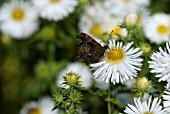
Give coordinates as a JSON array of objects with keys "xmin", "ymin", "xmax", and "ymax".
[
  {"xmin": 77, "ymin": 1, "xmax": 170, "ymax": 113},
  {"xmin": 9, "ymin": 0, "xmax": 169, "ymax": 113},
  {"xmin": 0, "ymin": 0, "xmax": 78, "ymax": 39}
]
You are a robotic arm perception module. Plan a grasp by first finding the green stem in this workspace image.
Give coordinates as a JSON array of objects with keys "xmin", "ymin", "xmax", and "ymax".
[
  {"xmin": 48, "ymin": 43, "xmax": 55, "ymax": 61},
  {"xmin": 108, "ymin": 80, "xmax": 111, "ymax": 114},
  {"xmin": 127, "ymin": 28, "xmax": 131, "ymax": 39}
]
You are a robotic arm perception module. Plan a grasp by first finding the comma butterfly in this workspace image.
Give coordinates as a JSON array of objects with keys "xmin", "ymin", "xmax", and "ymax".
[{"xmin": 76, "ymin": 32, "xmax": 107, "ymax": 64}]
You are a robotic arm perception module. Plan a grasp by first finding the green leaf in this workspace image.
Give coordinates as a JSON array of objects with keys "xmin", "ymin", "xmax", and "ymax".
[
  {"xmin": 93, "ymin": 90, "xmax": 108, "ymax": 96},
  {"xmin": 105, "ymin": 98, "xmax": 126, "ymax": 109}
]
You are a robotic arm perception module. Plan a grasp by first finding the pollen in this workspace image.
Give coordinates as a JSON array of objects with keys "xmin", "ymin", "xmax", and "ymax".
[
  {"xmin": 90, "ymin": 25, "xmax": 102, "ymax": 37},
  {"xmin": 144, "ymin": 111, "xmax": 154, "ymax": 114},
  {"xmin": 106, "ymin": 47, "xmax": 125, "ymax": 63},
  {"xmin": 157, "ymin": 24, "xmax": 169, "ymax": 35},
  {"xmin": 12, "ymin": 8, "xmax": 25, "ymax": 21},
  {"xmin": 28, "ymin": 108, "xmax": 41, "ymax": 114},
  {"xmin": 49, "ymin": 0, "xmax": 60, "ymax": 3}
]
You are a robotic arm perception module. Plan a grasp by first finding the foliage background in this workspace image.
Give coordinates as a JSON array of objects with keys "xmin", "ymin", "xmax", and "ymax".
[{"xmin": 0, "ymin": 0, "xmax": 170, "ymax": 114}]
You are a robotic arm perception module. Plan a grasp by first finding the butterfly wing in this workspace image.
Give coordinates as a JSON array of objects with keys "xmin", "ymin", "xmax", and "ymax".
[{"xmin": 76, "ymin": 32, "xmax": 107, "ymax": 64}]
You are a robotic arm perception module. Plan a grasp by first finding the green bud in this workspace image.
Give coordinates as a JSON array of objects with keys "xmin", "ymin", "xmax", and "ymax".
[
  {"xmin": 64, "ymin": 72, "xmax": 82, "ymax": 87},
  {"xmin": 69, "ymin": 90, "xmax": 82, "ymax": 104},
  {"xmin": 140, "ymin": 43, "xmax": 151, "ymax": 54},
  {"xmin": 53, "ymin": 93, "xmax": 63, "ymax": 103}
]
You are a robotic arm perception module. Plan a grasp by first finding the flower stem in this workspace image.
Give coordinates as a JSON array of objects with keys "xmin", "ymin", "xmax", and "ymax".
[
  {"xmin": 48, "ymin": 43, "xmax": 55, "ymax": 61},
  {"xmin": 127, "ymin": 28, "xmax": 131, "ymax": 39},
  {"xmin": 108, "ymin": 80, "xmax": 111, "ymax": 114}
]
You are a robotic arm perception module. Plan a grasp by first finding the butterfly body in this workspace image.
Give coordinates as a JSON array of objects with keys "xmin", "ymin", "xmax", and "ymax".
[{"xmin": 76, "ymin": 32, "xmax": 107, "ymax": 64}]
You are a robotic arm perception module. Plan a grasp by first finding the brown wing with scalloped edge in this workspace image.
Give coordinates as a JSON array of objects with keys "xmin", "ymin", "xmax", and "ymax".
[{"xmin": 76, "ymin": 32, "xmax": 107, "ymax": 65}]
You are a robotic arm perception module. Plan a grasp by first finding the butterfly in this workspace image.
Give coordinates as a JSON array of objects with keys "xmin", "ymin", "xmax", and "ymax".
[{"xmin": 76, "ymin": 32, "xmax": 107, "ymax": 65}]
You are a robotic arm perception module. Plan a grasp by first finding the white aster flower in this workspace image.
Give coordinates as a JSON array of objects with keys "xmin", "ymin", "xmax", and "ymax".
[
  {"xmin": 0, "ymin": 0, "xmax": 39, "ymax": 39},
  {"xmin": 20, "ymin": 97, "xmax": 59, "ymax": 114},
  {"xmin": 56, "ymin": 62, "xmax": 93, "ymax": 89},
  {"xmin": 32, "ymin": 0, "xmax": 78, "ymax": 21},
  {"xmin": 125, "ymin": 12, "xmax": 138, "ymax": 27},
  {"xmin": 163, "ymin": 86, "xmax": 170, "ymax": 113},
  {"xmin": 104, "ymin": 0, "xmax": 149, "ymax": 18},
  {"xmin": 79, "ymin": 2, "xmax": 125, "ymax": 42},
  {"xmin": 90, "ymin": 40, "xmax": 143, "ymax": 84},
  {"xmin": 143, "ymin": 13, "xmax": 170, "ymax": 44},
  {"xmin": 149, "ymin": 41, "xmax": 170, "ymax": 83},
  {"xmin": 124, "ymin": 96, "xmax": 165, "ymax": 114}
]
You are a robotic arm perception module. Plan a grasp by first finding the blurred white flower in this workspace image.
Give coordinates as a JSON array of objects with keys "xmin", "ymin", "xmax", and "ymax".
[
  {"xmin": 90, "ymin": 40, "xmax": 143, "ymax": 84},
  {"xmin": 56, "ymin": 62, "xmax": 93, "ymax": 89},
  {"xmin": 20, "ymin": 97, "xmax": 59, "ymax": 114},
  {"xmin": 149, "ymin": 41, "xmax": 170, "ymax": 84},
  {"xmin": 95, "ymin": 78, "xmax": 109, "ymax": 90},
  {"xmin": 124, "ymin": 96, "xmax": 165, "ymax": 114},
  {"xmin": 125, "ymin": 12, "xmax": 138, "ymax": 27},
  {"xmin": 143, "ymin": 13, "xmax": 170, "ymax": 44},
  {"xmin": 124, "ymin": 78, "xmax": 136, "ymax": 89},
  {"xmin": 0, "ymin": 0, "xmax": 39, "ymax": 39},
  {"xmin": 79, "ymin": 2, "xmax": 125, "ymax": 41},
  {"xmin": 32, "ymin": 0, "xmax": 78, "ymax": 21},
  {"xmin": 104, "ymin": 0, "xmax": 149, "ymax": 18}
]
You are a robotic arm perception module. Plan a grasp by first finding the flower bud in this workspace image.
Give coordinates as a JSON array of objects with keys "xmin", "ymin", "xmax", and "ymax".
[
  {"xmin": 137, "ymin": 77, "xmax": 150, "ymax": 90},
  {"xmin": 140, "ymin": 43, "xmax": 151, "ymax": 54},
  {"xmin": 69, "ymin": 90, "xmax": 82, "ymax": 103},
  {"xmin": 1, "ymin": 34, "xmax": 11, "ymax": 45},
  {"xmin": 65, "ymin": 72, "xmax": 78, "ymax": 84},
  {"xmin": 65, "ymin": 72, "xmax": 82, "ymax": 87},
  {"xmin": 125, "ymin": 12, "xmax": 138, "ymax": 27},
  {"xmin": 53, "ymin": 94, "xmax": 63, "ymax": 103}
]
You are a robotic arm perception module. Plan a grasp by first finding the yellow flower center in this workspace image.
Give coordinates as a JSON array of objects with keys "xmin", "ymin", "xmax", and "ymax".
[
  {"xmin": 106, "ymin": 47, "xmax": 125, "ymax": 63},
  {"xmin": 49, "ymin": 0, "xmax": 60, "ymax": 3},
  {"xmin": 137, "ymin": 14, "xmax": 142, "ymax": 24},
  {"xmin": 12, "ymin": 8, "xmax": 25, "ymax": 21},
  {"xmin": 143, "ymin": 111, "xmax": 154, "ymax": 114},
  {"xmin": 28, "ymin": 108, "xmax": 41, "ymax": 114},
  {"xmin": 90, "ymin": 25, "xmax": 102, "ymax": 37},
  {"xmin": 112, "ymin": 26, "xmax": 121, "ymax": 35},
  {"xmin": 157, "ymin": 24, "xmax": 169, "ymax": 35}
]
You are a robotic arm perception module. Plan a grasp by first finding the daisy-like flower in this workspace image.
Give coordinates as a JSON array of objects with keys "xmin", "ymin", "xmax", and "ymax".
[
  {"xmin": 20, "ymin": 97, "xmax": 59, "ymax": 114},
  {"xmin": 0, "ymin": 0, "xmax": 39, "ymax": 39},
  {"xmin": 79, "ymin": 2, "xmax": 125, "ymax": 40},
  {"xmin": 104, "ymin": 0, "xmax": 149, "ymax": 18},
  {"xmin": 149, "ymin": 41, "xmax": 170, "ymax": 83},
  {"xmin": 79, "ymin": 2, "xmax": 128, "ymax": 46},
  {"xmin": 124, "ymin": 96, "xmax": 165, "ymax": 114},
  {"xmin": 90, "ymin": 40, "xmax": 143, "ymax": 84},
  {"xmin": 32, "ymin": 0, "xmax": 78, "ymax": 21},
  {"xmin": 56, "ymin": 62, "xmax": 93, "ymax": 89},
  {"xmin": 79, "ymin": 2, "xmax": 111, "ymax": 37},
  {"xmin": 163, "ymin": 86, "xmax": 170, "ymax": 113},
  {"xmin": 143, "ymin": 13, "xmax": 170, "ymax": 44}
]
